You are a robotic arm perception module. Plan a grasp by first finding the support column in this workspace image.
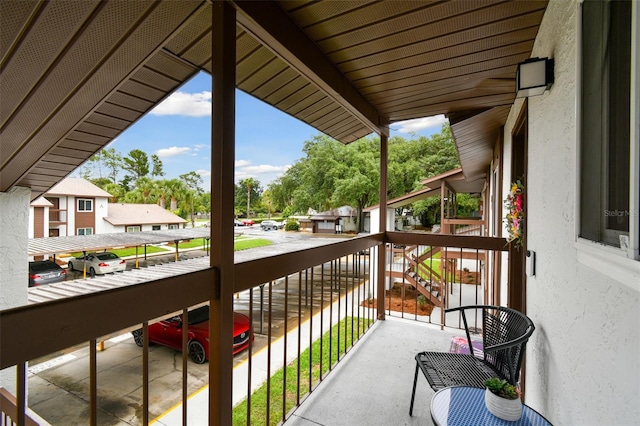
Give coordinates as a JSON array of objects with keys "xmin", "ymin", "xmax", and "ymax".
[
  {"xmin": 440, "ymin": 182, "xmax": 447, "ymax": 234},
  {"xmin": 0, "ymin": 187, "xmax": 30, "ymax": 393},
  {"xmin": 210, "ymin": 2, "xmax": 236, "ymax": 425},
  {"xmin": 377, "ymin": 129, "xmax": 388, "ymax": 320}
]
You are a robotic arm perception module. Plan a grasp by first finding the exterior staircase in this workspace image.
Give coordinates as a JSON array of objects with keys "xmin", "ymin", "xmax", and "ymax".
[{"xmin": 387, "ymin": 245, "xmax": 448, "ymax": 308}]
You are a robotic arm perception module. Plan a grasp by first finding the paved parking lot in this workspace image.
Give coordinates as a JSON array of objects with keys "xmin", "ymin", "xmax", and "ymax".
[{"xmin": 27, "ymin": 231, "xmax": 368, "ymax": 425}]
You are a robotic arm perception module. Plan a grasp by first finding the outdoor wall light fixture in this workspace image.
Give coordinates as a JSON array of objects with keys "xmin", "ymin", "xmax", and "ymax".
[{"xmin": 515, "ymin": 57, "xmax": 554, "ymax": 98}]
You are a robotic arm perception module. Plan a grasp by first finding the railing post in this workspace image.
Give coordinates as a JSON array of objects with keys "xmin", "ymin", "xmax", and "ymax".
[
  {"xmin": 16, "ymin": 363, "xmax": 26, "ymax": 426},
  {"xmin": 377, "ymin": 129, "xmax": 388, "ymax": 320}
]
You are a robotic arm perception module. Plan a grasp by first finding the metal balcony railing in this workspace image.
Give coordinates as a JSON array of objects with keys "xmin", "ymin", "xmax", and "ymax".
[{"xmin": 0, "ymin": 232, "xmax": 509, "ymax": 425}]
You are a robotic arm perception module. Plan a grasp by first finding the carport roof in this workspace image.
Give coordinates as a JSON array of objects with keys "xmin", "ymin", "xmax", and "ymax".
[
  {"xmin": 28, "ymin": 228, "xmax": 211, "ymax": 257},
  {"xmin": 28, "ymin": 256, "xmax": 212, "ymax": 305}
]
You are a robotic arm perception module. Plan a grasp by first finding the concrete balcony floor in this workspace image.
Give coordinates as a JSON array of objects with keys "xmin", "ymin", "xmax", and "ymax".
[{"xmin": 285, "ymin": 316, "xmax": 464, "ymax": 426}]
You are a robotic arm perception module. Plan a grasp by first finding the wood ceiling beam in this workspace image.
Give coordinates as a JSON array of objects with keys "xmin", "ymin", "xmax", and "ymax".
[{"xmin": 231, "ymin": 0, "xmax": 389, "ymax": 136}]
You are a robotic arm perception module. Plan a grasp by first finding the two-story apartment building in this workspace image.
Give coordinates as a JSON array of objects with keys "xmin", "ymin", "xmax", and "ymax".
[
  {"xmin": 29, "ymin": 178, "xmax": 188, "ymax": 238},
  {"xmin": 34, "ymin": 177, "xmax": 111, "ymax": 237}
]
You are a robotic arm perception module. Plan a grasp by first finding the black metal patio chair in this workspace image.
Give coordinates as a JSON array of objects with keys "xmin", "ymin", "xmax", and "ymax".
[{"xmin": 409, "ymin": 305, "xmax": 535, "ymax": 416}]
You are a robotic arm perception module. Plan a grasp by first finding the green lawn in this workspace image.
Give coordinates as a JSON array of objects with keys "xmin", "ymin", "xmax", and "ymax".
[
  {"xmin": 69, "ymin": 238, "xmax": 271, "ymax": 258},
  {"xmin": 233, "ymin": 317, "xmax": 373, "ymax": 425},
  {"xmin": 70, "ymin": 246, "xmax": 168, "ymax": 258},
  {"xmin": 177, "ymin": 238, "xmax": 210, "ymax": 249},
  {"xmin": 234, "ymin": 238, "xmax": 272, "ymax": 251}
]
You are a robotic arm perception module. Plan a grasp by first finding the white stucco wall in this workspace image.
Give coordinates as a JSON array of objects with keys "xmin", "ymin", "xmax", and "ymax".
[
  {"xmin": 64, "ymin": 195, "xmax": 73, "ymax": 236},
  {"xmin": 28, "ymin": 206, "xmax": 35, "ymax": 239},
  {"xmin": 0, "ymin": 186, "xmax": 30, "ymax": 392},
  {"xmin": 101, "ymin": 222, "xmax": 182, "ymax": 233},
  {"xmin": 367, "ymin": 207, "xmax": 395, "ymax": 233},
  {"xmin": 503, "ymin": 1, "xmax": 640, "ymax": 424},
  {"xmin": 94, "ymin": 196, "xmax": 109, "ymax": 234}
]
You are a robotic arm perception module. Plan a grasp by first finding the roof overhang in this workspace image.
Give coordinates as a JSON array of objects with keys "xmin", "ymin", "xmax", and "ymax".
[{"xmin": 1, "ymin": 0, "xmax": 548, "ymax": 197}]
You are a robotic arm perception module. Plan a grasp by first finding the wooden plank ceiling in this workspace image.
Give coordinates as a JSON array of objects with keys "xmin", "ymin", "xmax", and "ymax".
[{"xmin": 0, "ymin": 0, "xmax": 547, "ymax": 197}]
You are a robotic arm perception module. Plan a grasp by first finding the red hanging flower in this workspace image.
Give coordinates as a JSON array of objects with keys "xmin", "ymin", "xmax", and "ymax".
[{"xmin": 504, "ymin": 180, "xmax": 525, "ymax": 247}]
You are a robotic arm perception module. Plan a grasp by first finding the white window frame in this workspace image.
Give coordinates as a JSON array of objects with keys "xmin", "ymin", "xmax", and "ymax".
[
  {"xmin": 77, "ymin": 198, "xmax": 93, "ymax": 212},
  {"xmin": 576, "ymin": 0, "xmax": 640, "ymax": 292},
  {"xmin": 77, "ymin": 227, "xmax": 93, "ymax": 236},
  {"xmin": 168, "ymin": 224, "xmax": 179, "ymax": 230},
  {"xmin": 127, "ymin": 226, "xmax": 141, "ymax": 233},
  {"xmin": 152, "ymin": 225, "xmax": 161, "ymax": 231}
]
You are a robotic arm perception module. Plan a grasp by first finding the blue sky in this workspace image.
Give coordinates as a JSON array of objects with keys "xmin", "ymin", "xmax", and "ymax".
[{"xmin": 98, "ymin": 72, "xmax": 446, "ymax": 190}]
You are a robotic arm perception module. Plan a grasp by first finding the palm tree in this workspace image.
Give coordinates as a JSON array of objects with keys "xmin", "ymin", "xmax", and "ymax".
[
  {"xmin": 158, "ymin": 179, "xmax": 187, "ymax": 212},
  {"xmin": 103, "ymin": 183, "xmax": 125, "ymax": 203},
  {"xmin": 135, "ymin": 177, "xmax": 158, "ymax": 204}
]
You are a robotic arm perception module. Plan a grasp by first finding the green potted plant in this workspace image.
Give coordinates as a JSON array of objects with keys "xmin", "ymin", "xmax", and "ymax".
[{"xmin": 483, "ymin": 378, "xmax": 522, "ymax": 421}]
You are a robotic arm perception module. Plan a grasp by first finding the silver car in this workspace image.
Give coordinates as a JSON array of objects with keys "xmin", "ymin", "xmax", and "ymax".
[
  {"xmin": 29, "ymin": 260, "xmax": 67, "ymax": 287},
  {"xmin": 260, "ymin": 220, "xmax": 284, "ymax": 231},
  {"xmin": 68, "ymin": 252, "xmax": 127, "ymax": 275}
]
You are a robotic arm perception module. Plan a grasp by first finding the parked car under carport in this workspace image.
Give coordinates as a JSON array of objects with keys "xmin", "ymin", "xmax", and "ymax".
[
  {"xmin": 131, "ymin": 305, "xmax": 253, "ymax": 363},
  {"xmin": 28, "ymin": 260, "xmax": 66, "ymax": 287}
]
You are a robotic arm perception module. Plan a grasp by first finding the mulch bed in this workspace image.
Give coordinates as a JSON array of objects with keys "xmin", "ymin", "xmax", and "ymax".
[{"xmin": 361, "ymin": 283, "xmax": 434, "ymax": 316}]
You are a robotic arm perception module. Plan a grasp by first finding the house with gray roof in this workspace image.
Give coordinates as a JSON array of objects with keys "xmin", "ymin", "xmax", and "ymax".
[
  {"xmin": 309, "ymin": 206, "xmax": 358, "ymax": 234},
  {"xmin": 103, "ymin": 203, "xmax": 186, "ymax": 233}
]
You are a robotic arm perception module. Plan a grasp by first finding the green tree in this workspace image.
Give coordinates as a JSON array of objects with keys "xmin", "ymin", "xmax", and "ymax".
[
  {"xmin": 330, "ymin": 138, "xmax": 380, "ymax": 231},
  {"xmin": 122, "ymin": 177, "xmax": 159, "ymax": 204},
  {"xmin": 196, "ymin": 191, "xmax": 211, "ymax": 215},
  {"xmin": 88, "ymin": 177, "xmax": 112, "ymax": 189},
  {"xmin": 267, "ymin": 163, "xmax": 303, "ymax": 213},
  {"xmin": 157, "ymin": 178, "xmax": 185, "ymax": 211},
  {"xmin": 151, "ymin": 154, "xmax": 165, "ymax": 177},
  {"xmin": 102, "ymin": 148, "xmax": 123, "ymax": 183},
  {"xmin": 122, "ymin": 149, "xmax": 150, "ymax": 182},
  {"xmin": 78, "ymin": 147, "xmax": 124, "ymax": 183},
  {"xmin": 86, "ymin": 150, "xmax": 106, "ymax": 179},
  {"xmin": 267, "ymin": 123, "xmax": 461, "ymax": 230},
  {"xmin": 103, "ymin": 182, "xmax": 125, "ymax": 203},
  {"xmin": 387, "ymin": 136, "xmax": 426, "ymax": 199},
  {"xmin": 419, "ymin": 123, "xmax": 459, "ymax": 177},
  {"xmin": 180, "ymin": 171, "xmax": 203, "ymax": 226},
  {"xmin": 297, "ymin": 135, "xmax": 343, "ymax": 212},
  {"xmin": 235, "ymin": 178, "xmax": 262, "ymax": 218}
]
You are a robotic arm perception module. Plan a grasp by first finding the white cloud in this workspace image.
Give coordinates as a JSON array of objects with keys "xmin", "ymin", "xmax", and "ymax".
[
  {"xmin": 243, "ymin": 164, "xmax": 291, "ymax": 174},
  {"xmin": 156, "ymin": 146, "xmax": 191, "ymax": 157},
  {"xmin": 394, "ymin": 115, "xmax": 447, "ymax": 133},
  {"xmin": 235, "ymin": 161, "xmax": 291, "ymax": 185},
  {"xmin": 191, "ymin": 163, "xmax": 289, "ymax": 188},
  {"xmin": 150, "ymin": 91, "xmax": 212, "ymax": 117}
]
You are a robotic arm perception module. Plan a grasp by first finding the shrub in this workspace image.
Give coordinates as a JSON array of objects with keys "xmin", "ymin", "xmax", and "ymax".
[
  {"xmin": 417, "ymin": 295, "xmax": 427, "ymax": 309},
  {"xmin": 285, "ymin": 220, "xmax": 299, "ymax": 231}
]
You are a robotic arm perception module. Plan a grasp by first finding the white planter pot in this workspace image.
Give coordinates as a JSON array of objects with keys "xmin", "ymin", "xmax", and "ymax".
[{"xmin": 484, "ymin": 388, "xmax": 522, "ymax": 421}]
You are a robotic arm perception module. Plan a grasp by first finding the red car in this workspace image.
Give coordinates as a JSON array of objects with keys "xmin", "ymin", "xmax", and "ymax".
[
  {"xmin": 242, "ymin": 219, "xmax": 255, "ymax": 226},
  {"xmin": 131, "ymin": 306, "xmax": 252, "ymax": 363}
]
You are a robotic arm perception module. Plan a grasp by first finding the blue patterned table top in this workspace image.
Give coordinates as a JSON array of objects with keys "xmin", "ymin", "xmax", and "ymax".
[{"xmin": 430, "ymin": 386, "xmax": 552, "ymax": 426}]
